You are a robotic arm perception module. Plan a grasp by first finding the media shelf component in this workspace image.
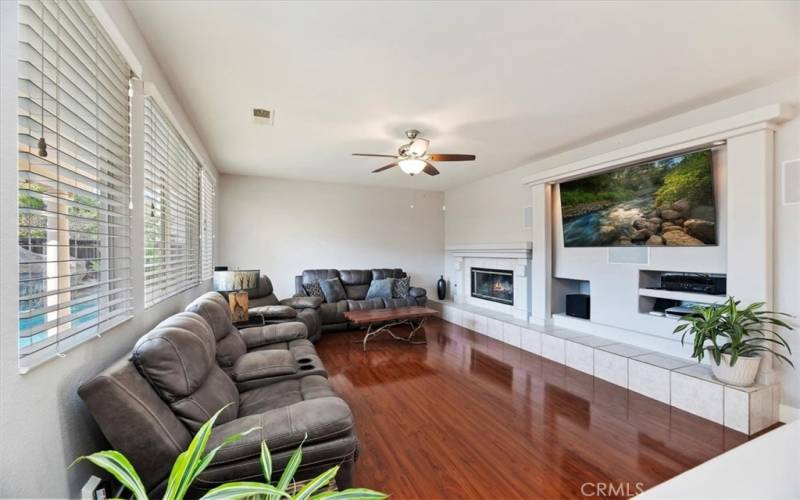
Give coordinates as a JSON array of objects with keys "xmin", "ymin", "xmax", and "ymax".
[{"xmin": 638, "ymin": 270, "xmax": 727, "ymax": 318}]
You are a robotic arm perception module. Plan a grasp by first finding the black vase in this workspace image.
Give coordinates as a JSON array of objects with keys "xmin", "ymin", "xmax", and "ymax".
[{"xmin": 437, "ymin": 275, "xmax": 446, "ymax": 300}]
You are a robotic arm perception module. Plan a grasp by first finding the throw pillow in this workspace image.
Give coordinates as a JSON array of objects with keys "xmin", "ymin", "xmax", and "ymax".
[
  {"xmin": 304, "ymin": 281, "xmax": 323, "ymax": 298},
  {"xmin": 365, "ymin": 278, "xmax": 393, "ymax": 300},
  {"xmin": 392, "ymin": 275, "xmax": 410, "ymax": 298},
  {"xmin": 319, "ymin": 277, "xmax": 347, "ymax": 303}
]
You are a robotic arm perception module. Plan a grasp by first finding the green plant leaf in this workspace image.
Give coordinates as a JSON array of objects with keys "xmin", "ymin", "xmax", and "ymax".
[
  {"xmin": 312, "ymin": 489, "xmax": 388, "ymax": 500},
  {"xmin": 164, "ymin": 404, "xmax": 232, "ymax": 500},
  {"xmin": 71, "ymin": 450, "xmax": 148, "ymax": 500},
  {"xmin": 261, "ymin": 440, "xmax": 273, "ymax": 484},
  {"xmin": 277, "ymin": 437, "xmax": 306, "ymax": 493},
  {"xmin": 292, "ymin": 466, "xmax": 338, "ymax": 500},
  {"xmin": 200, "ymin": 481, "xmax": 290, "ymax": 500}
]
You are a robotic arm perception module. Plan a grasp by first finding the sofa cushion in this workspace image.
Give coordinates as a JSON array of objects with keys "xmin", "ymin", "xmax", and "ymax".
[
  {"xmin": 392, "ymin": 275, "xmax": 410, "ymax": 298},
  {"xmin": 319, "ymin": 301, "xmax": 348, "ymax": 324},
  {"xmin": 346, "ymin": 298, "xmax": 385, "ymax": 311},
  {"xmin": 249, "ymin": 305, "xmax": 297, "ymax": 320},
  {"xmin": 132, "ymin": 312, "xmax": 239, "ymax": 431},
  {"xmin": 302, "ymin": 269, "xmax": 340, "ymax": 284},
  {"xmin": 372, "ymin": 268, "xmax": 404, "ymax": 280},
  {"xmin": 319, "ymin": 277, "xmax": 347, "ymax": 303},
  {"xmin": 304, "ymin": 281, "xmax": 323, "ymax": 297},
  {"xmin": 339, "ymin": 269, "xmax": 372, "ymax": 285},
  {"xmin": 237, "ymin": 375, "xmax": 336, "ymax": 417},
  {"xmin": 366, "ymin": 278, "xmax": 393, "ymax": 300},
  {"xmin": 383, "ymin": 297, "xmax": 418, "ymax": 308},
  {"xmin": 280, "ymin": 296, "xmax": 323, "ymax": 309},
  {"xmin": 343, "ymin": 283, "xmax": 369, "ymax": 300},
  {"xmin": 232, "ymin": 350, "xmax": 296, "ymax": 382}
]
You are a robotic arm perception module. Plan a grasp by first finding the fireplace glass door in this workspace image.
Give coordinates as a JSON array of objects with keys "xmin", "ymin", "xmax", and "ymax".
[{"xmin": 471, "ymin": 268, "xmax": 514, "ymax": 305}]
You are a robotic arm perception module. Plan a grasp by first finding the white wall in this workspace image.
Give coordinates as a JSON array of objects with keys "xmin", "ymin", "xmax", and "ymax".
[
  {"xmin": 444, "ymin": 76, "xmax": 800, "ymax": 408},
  {"xmin": 0, "ymin": 1, "xmax": 217, "ymax": 497},
  {"xmin": 218, "ymin": 175, "xmax": 445, "ymax": 298}
]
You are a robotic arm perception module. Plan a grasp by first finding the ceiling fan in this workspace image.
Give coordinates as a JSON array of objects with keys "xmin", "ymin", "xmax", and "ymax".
[{"xmin": 353, "ymin": 129, "xmax": 476, "ymax": 176}]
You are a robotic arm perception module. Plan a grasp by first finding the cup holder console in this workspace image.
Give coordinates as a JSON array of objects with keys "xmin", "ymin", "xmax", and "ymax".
[
  {"xmin": 297, "ymin": 358, "xmax": 313, "ymax": 364},
  {"xmin": 299, "ymin": 365, "xmax": 314, "ymax": 371}
]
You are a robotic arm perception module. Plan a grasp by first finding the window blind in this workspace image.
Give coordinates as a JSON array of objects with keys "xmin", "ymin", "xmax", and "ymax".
[
  {"xmin": 143, "ymin": 97, "xmax": 205, "ymax": 306},
  {"xmin": 200, "ymin": 168, "xmax": 215, "ymax": 280},
  {"xmin": 17, "ymin": 0, "xmax": 133, "ymax": 367}
]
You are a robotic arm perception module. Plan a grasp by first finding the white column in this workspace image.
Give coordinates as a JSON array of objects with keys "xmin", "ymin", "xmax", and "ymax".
[
  {"xmin": 726, "ymin": 129, "xmax": 776, "ymax": 383},
  {"xmin": 530, "ymin": 183, "xmax": 552, "ymax": 325}
]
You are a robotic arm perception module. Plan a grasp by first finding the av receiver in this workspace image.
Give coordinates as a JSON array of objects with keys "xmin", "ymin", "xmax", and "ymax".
[{"xmin": 660, "ymin": 274, "xmax": 726, "ymax": 295}]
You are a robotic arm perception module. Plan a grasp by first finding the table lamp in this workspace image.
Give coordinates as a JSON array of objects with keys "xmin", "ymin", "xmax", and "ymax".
[{"xmin": 213, "ymin": 269, "xmax": 259, "ymax": 323}]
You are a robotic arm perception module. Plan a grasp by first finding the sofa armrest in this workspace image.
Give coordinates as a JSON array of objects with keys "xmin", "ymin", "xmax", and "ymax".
[
  {"xmin": 239, "ymin": 322, "xmax": 307, "ymax": 349},
  {"xmin": 249, "ymin": 305, "xmax": 297, "ymax": 320},
  {"xmin": 409, "ymin": 287, "xmax": 426, "ymax": 298},
  {"xmin": 281, "ymin": 296, "xmax": 323, "ymax": 310},
  {"xmin": 232, "ymin": 350, "xmax": 296, "ymax": 382}
]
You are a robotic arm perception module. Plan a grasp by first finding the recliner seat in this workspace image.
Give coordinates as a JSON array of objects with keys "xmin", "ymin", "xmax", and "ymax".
[
  {"xmin": 248, "ymin": 275, "xmax": 323, "ymax": 342},
  {"xmin": 78, "ymin": 311, "xmax": 358, "ymax": 496}
]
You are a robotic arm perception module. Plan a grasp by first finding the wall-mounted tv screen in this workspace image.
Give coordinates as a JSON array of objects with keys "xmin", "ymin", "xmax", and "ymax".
[{"xmin": 559, "ymin": 149, "xmax": 716, "ymax": 247}]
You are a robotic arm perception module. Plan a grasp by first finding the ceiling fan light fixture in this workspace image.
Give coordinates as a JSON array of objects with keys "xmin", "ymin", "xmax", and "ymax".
[
  {"xmin": 407, "ymin": 138, "xmax": 429, "ymax": 157},
  {"xmin": 399, "ymin": 158, "xmax": 426, "ymax": 175}
]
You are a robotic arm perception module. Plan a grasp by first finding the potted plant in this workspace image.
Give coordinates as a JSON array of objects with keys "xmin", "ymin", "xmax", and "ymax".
[
  {"xmin": 673, "ymin": 297, "xmax": 794, "ymax": 386},
  {"xmin": 73, "ymin": 405, "xmax": 386, "ymax": 500}
]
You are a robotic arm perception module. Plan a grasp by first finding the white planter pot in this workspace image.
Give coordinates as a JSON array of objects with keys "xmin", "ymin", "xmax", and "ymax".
[{"xmin": 710, "ymin": 353, "xmax": 761, "ymax": 387}]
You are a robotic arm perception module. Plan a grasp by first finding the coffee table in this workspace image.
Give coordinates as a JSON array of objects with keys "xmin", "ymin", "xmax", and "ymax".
[{"xmin": 343, "ymin": 306, "xmax": 439, "ymax": 351}]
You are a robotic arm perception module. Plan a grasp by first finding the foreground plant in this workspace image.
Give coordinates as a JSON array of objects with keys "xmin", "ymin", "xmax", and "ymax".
[
  {"xmin": 674, "ymin": 297, "xmax": 794, "ymax": 367},
  {"xmin": 73, "ymin": 405, "xmax": 386, "ymax": 500}
]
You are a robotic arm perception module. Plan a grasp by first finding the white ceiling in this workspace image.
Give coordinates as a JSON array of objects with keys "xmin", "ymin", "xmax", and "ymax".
[{"xmin": 125, "ymin": 1, "xmax": 799, "ymax": 191}]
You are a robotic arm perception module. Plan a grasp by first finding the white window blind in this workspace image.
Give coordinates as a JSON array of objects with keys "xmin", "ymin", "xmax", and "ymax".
[
  {"xmin": 200, "ymin": 169, "xmax": 215, "ymax": 280},
  {"xmin": 144, "ymin": 97, "xmax": 209, "ymax": 306},
  {"xmin": 17, "ymin": 0, "xmax": 133, "ymax": 367}
]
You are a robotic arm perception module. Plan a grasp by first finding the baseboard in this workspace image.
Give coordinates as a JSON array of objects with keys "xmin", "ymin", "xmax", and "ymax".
[{"xmin": 779, "ymin": 404, "xmax": 800, "ymax": 423}]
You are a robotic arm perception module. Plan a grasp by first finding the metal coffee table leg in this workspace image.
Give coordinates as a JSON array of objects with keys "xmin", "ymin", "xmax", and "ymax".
[{"xmin": 360, "ymin": 318, "xmax": 428, "ymax": 350}]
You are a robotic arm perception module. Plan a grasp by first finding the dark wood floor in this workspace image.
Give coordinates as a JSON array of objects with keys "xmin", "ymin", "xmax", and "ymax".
[{"xmin": 315, "ymin": 318, "xmax": 759, "ymax": 499}]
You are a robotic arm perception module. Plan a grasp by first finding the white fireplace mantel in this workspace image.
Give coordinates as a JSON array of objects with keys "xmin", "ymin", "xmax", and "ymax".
[{"xmin": 447, "ymin": 242, "xmax": 533, "ymax": 321}]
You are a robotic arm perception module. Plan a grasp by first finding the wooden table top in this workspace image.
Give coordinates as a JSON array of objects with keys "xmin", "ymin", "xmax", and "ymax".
[{"xmin": 342, "ymin": 306, "xmax": 439, "ymax": 325}]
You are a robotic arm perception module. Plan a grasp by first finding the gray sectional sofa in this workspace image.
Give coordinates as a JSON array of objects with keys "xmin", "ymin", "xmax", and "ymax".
[
  {"xmin": 293, "ymin": 268, "xmax": 427, "ymax": 331},
  {"xmin": 247, "ymin": 275, "xmax": 323, "ymax": 342},
  {"xmin": 78, "ymin": 292, "xmax": 358, "ymax": 496}
]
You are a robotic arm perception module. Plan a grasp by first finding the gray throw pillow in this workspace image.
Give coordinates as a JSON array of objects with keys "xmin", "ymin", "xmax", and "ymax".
[
  {"xmin": 366, "ymin": 278, "xmax": 393, "ymax": 300},
  {"xmin": 304, "ymin": 281, "xmax": 323, "ymax": 298},
  {"xmin": 392, "ymin": 275, "xmax": 410, "ymax": 298},
  {"xmin": 319, "ymin": 278, "xmax": 347, "ymax": 303}
]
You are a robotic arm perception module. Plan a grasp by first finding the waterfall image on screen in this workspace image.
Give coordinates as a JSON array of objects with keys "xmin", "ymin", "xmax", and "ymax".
[{"xmin": 559, "ymin": 150, "xmax": 716, "ymax": 247}]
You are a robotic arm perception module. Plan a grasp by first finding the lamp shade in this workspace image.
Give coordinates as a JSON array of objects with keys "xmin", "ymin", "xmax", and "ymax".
[{"xmin": 213, "ymin": 270, "xmax": 260, "ymax": 292}]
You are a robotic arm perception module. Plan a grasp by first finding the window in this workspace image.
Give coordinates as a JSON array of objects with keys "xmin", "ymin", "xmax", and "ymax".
[
  {"xmin": 17, "ymin": 0, "xmax": 133, "ymax": 366},
  {"xmin": 143, "ymin": 97, "xmax": 214, "ymax": 306}
]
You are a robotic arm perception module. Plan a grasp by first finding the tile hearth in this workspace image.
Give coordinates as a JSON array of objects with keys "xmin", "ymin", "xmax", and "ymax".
[{"xmin": 431, "ymin": 299, "xmax": 780, "ymax": 435}]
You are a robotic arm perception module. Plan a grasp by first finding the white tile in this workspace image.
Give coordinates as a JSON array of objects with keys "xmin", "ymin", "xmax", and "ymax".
[
  {"xmin": 628, "ymin": 359, "xmax": 671, "ymax": 404},
  {"xmin": 749, "ymin": 386, "xmax": 777, "ymax": 434},
  {"xmin": 541, "ymin": 334, "xmax": 565, "ymax": 364},
  {"xmin": 502, "ymin": 322, "xmax": 522, "ymax": 348},
  {"xmin": 461, "ymin": 311, "xmax": 474, "ymax": 331},
  {"xmin": 633, "ymin": 353, "xmax": 694, "ymax": 370},
  {"xmin": 520, "ymin": 328, "xmax": 542, "ymax": 355},
  {"xmin": 724, "ymin": 386, "xmax": 750, "ymax": 433},
  {"xmin": 565, "ymin": 341, "xmax": 593, "ymax": 375},
  {"xmin": 594, "ymin": 350, "xmax": 629, "ymax": 388},
  {"xmin": 597, "ymin": 343, "xmax": 652, "ymax": 358},
  {"xmin": 671, "ymin": 371, "xmax": 724, "ymax": 424},
  {"xmin": 487, "ymin": 318, "xmax": 503, "ymax": 339},
  {"xmin": 473, "ymin": 314, "xmax": 488, "ymax": 335},
  {"xmin": 569, "ymin": 335, "xmax": 616, "ymax": 348}
]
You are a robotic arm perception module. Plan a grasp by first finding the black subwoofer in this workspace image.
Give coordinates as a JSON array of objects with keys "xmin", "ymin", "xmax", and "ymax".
[{"xmin": 566, "ymin": 294, "xmax": 590, "ymax": 320}]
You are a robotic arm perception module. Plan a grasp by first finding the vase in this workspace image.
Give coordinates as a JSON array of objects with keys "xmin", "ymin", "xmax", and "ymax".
[
  {"xmin": 710, "ymin": 353, "xmax": 761, "ymax": 387},
  {"xmin": 437, "ymin": 275, "xmax": 446, "ymax": 300}
]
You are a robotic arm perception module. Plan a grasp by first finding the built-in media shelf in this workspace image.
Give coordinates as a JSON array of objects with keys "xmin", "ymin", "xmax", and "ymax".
[
  {"xmin": 637, "ymin": 270, "xmax": 727, "ymax": 318},
  {"xmin": 552, "ymin": 277, "xmax": 591, "ymax": 319}
]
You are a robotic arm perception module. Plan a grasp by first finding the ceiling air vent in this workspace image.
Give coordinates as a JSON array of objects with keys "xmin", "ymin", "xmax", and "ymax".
[{"xmin": 253, "ymin": 108, "xmax": 274, "ymax": 125}]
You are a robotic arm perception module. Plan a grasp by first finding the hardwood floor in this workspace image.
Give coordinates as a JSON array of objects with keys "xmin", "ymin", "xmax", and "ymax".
[{"xmin": 315, "ymin": 318, "xmax": 761, "ymax": 499}]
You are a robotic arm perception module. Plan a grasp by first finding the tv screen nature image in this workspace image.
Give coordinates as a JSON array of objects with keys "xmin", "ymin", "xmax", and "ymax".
[{"xmin": 559, "ymin": 150, "xmax": 716, "ymax": 247}]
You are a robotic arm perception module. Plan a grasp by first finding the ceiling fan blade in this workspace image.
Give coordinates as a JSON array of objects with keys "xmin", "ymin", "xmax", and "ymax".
[
  {"xmin": 353, "ymin": 153, "xmax": 399, "ymax": 158},
  {"xmin": 423, "ymin": 162, "xmax": 439, "ymax": 176},
  {"xmin": 372, "ymin": 162, "xmax": 399, "ymax": 173},
  {"xmin": 427, "ymin": 154, "xmax": 476, "ymax": 161}
]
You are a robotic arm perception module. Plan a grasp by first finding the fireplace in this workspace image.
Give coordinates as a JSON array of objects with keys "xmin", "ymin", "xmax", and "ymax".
[{"xmin": 471, "ymin": 267, "xmax": 514, "ymax": 305}]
